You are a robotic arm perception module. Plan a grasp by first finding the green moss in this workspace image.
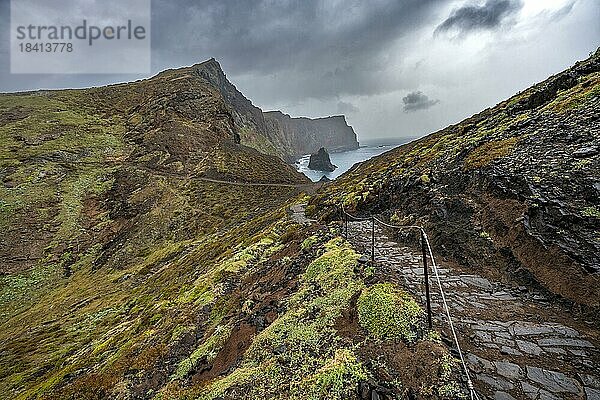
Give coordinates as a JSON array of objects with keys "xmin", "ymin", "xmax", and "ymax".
[
  {"xmin": 301, "ymin": 235, "xmax": 318, "ymax": 251},
  {"xmin": 439, "ymin": 354, "xmax": 457, "ymax": 381},
  {"xmin": 438, "ymin": 382, "xmax": 466, "ymax": 399},
  {"xmin": 170, "ymin": 325, "xmax": 195, "ymax": 343},
  {"xmin": 16, "ymin": 364, "xmax": 77, "ymax": 400},
  {"xmin": 574, "ymin": 159, "xmax": 592, "ymax": 170},
  {"xmin": 300, "ymin": 348, "xmax": 368, "ymax": 399},
  {"xmin": 463, "ymin": 137, "xmax": 519, "ymax": 170},
  {"xmin": 546, "ymin": 72, "xmax": 600, "ymax": 113},
  {"xmin": 424, "ymin": 330, "xmax": 442, "ymax": 343},
  {"xmin": 197, "ymin": 366, "xmax": 260, "ymax": 400},
  {"xmin": 357, "ymin": 283, "xmax": 422, "ymax": 342},
  {"xmin": 176, "ymin": 230, "xmax": 283, "ymax": 308},
  {"xmin": 0, "ymin": 262, "xmax": 61, "ymax": 322},
  {"xmin": 303, "ymin": 237, "xmax": 360, "ymax": 290},
  {"xmin": 198, "ymin": 238, "xmax": 366, "ymax": 399},
  {"xmin": 149, "ymin": 314, "xmax": 163, "ymax": 326},
  {"xmin": 582, "ymin": 206, "xmax": 600, "ymax": 218},
  {"xmin": 136, "ymin": 241, "xmax": 191, "ymax": 275}
]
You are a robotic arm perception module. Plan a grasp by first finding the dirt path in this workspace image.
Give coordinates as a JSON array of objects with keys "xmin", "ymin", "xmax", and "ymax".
[
  {"xmin": 195, "ymin": 176, "xmax": 304, "ymax": 188},
  {"xmin": 345, "ymin": 220, "xmax": 600, "ymax": 400},
  {"xmin": 132, "ymin": 164, "xmax": 324, "ymax": 191}
]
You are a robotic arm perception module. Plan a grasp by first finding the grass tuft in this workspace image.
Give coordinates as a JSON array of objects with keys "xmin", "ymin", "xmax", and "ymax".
[{"xmin": 357, "ymin": 283, "xmax": 422, "ymax": 342}]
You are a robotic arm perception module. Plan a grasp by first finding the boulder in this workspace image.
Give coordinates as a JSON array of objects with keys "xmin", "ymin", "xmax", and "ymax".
[{"xmin": 308, "ymin": 147, "xmax": 337, "ymax": 172}]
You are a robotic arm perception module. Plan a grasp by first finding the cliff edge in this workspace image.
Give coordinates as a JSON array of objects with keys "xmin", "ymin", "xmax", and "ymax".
[{"xmin": 191, "ymin": 59, "xmax": 359, "ymax": 161}]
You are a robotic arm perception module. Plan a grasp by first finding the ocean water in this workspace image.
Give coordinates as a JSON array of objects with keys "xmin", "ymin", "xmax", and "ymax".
[{"xmin": 295, "ymin": 137, "xmax": 415, "ymax": 182}]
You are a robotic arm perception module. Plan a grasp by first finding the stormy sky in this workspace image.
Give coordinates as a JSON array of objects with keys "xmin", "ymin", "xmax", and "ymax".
[{"xmin": 0, "ymin": 0, "xmax": 598, "ymax": 141}]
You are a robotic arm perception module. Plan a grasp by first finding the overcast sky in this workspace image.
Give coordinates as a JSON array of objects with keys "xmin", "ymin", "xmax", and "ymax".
[{"xmin": 1, "ymin": 0, "xmax": 598, "ymax": 141}]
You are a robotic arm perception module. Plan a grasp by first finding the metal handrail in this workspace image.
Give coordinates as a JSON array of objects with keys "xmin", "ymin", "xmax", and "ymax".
[{"xmin": 339, "ymin": 203, "xmax": 479, "ymax": 400}]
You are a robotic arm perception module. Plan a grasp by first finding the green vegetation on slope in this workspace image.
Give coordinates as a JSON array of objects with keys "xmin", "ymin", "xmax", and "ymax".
[
  {"xmin": 191, "ymin": 238, "xmax": 367, "ymax": 399},
  {"xmin": 358, "ymin": 283, "xmax": 422, "ymax": 342},
  {"xmin": 0, "ymin": 189, "xmax": 299, "ymax": 399},
  {"xmin": 153, "ymin": 233, "xmax": 464, "ymax": 400}
]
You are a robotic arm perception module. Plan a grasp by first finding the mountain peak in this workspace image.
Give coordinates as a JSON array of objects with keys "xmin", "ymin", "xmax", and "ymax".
[{"xmin": 194, "ymin": 57, "xmax": 222, "ymax": 71}]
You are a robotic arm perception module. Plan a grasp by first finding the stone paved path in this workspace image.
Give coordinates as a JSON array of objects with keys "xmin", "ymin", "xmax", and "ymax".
[
  {"xmin": 290, "ymin": 203, "xmax": 317, "ymax": 225},
  {"xmin": 346, "ymin": 220, "xmax": 600, "ymax": 400}
]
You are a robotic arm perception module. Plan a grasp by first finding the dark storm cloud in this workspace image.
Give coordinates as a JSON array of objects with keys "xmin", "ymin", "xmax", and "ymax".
[
  {"xmin": 152, "ymin": 0, "xmax": 436, "ymax": 72},
  {"xmin": 402, "ymin": 91, "xmax": 439, "ymax": 112},
  {"xmin": 149, "ymin": 0, "xmax": 444, "ymax": 99},
  {"xmin": 435, "ymin": 0, "xmax": 523, "ymax": 35},
  {"xmin": 0, "ymin": 0, "xmax": 443, "ymax": 96}
]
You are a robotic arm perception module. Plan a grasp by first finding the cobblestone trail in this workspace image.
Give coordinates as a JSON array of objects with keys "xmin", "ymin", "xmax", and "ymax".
[{"xmin": 346, "ymin": 220, "xmax": 600, "ymax": 400}]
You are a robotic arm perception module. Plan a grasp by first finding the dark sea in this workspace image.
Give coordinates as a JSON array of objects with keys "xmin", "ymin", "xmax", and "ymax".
[{"xmin": 295, "ymin": 137, "xmax": 417, "ymax": 182}]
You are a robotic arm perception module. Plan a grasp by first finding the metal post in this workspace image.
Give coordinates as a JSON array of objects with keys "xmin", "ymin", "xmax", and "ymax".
[
  {"xmin": 344, "ymin": 210, "xmax": 348, "ymax": 239},
  {"xmin": 371, "ymin": 216, "xmax": 375, "ymax": 263},
  {"xmin": 421, "ymin": 231, "xmax": 433, "ymax": 329},
  {"xmin": 340, "ymin": 206, "xmax": 344, "ymax": 237}
]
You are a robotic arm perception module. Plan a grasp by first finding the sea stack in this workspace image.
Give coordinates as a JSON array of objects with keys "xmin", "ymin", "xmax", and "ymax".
[{"xmin": 308, "ymin": 147, "xmax": 337, "ymax": 172}]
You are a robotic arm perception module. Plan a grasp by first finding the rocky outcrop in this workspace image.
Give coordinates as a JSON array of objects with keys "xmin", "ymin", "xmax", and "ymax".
[
  {"xmin": 192, "ymin": 59, "xmax": 268, "ymax": 146},
  {"xmin": 190, "ymin": 59, "xmax": 359, "ymax": 161},
  {"xmin": 308, "ymin": 147, "xmax": 337, "ymax": 172}
]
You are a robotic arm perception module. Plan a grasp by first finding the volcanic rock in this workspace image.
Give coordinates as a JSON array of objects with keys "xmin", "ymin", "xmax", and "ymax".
[{"xmin": 308, "ymin": 147, "xmax": 337, "ymax": 172}]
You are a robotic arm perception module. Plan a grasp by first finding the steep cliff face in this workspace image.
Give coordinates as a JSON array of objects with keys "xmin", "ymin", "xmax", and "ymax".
[
  {"xmin": 310, "ymin": 50, "xmax": 600, "ymax": 311},
  {"xmin": 264, "ymin": 111, "xmax": 359, "ymax": 159},
  {"xmin": 190, "ymin": 59, "xmax": 359, "ymax": 161},
  {"xmin": 190, "ymin": 59, "xmax": 272, "ymax": 153}
]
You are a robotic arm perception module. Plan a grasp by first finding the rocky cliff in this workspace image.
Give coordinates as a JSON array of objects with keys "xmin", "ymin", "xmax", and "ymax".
[
  {"xmin": 190, "ymin": 59, "xmax": 359, "ymax": 161},
  {"xmin": 310, "ymin": 49, "xmax": 600, "ymax": 313},
  {"xmin": 264, "ymin": 111, "xmax": 359, "ymax": 159}
]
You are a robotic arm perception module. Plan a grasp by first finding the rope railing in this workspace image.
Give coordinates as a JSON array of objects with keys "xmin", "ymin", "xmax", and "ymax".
[{"xmin": 339, "ymin": 204, "xmax": 480, "ymax": 400}]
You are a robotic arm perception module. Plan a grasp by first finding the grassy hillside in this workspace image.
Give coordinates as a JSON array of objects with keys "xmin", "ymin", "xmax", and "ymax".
[
  {"xmin": 0, "ymin": 65, "xmax": 305, "ymax": 397},
  {"xmin": 309, "ymin": 50, "xmax": 600, "ymax": 312},
  {"xmin": 0, "ymin": 61, "xmax": 462, "ymax": 399},
  {"xmin": 0, "ymin": 65, "xmax": 307, "ymax": 273},
  {"xmin": 0, "ymin": 183, "xmax": 294, "ymax": 397}
]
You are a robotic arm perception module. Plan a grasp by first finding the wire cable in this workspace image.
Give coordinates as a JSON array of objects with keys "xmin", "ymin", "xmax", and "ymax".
[
  {"xmin": 340, "ymin": 205, "xmax": 480, "ymax": 399},
  {"xmin": 421, "ymin": 230, "xmax": 479, "ymax": 400}
]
